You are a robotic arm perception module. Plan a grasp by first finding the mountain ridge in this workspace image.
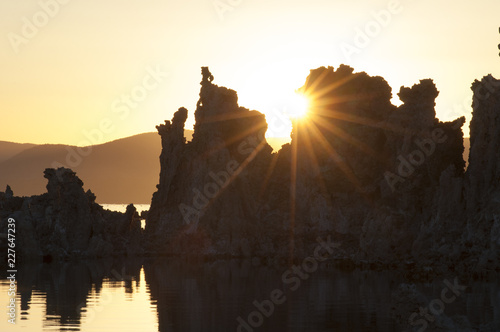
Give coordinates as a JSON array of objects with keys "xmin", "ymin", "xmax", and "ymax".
[
  {"xmin": 0, "ymin": 131, "xmax": 470, "ymax": 203},
  {"xmin": 0, "ymin": 141, "xmax": 37, "ymax": 163},
  {"xmin": 0, "ymin": 132, "xmax": 176, "ymax": 203}
]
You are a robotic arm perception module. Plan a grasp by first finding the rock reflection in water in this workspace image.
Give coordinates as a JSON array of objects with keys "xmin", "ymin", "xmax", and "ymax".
[
  {"xmin": 144, "ymin": 258, "xmax": 398, "ymax": 332},
  {"xmin": 2, "ymin": 259, "xmax": 500, "ymax": 331},
  {"xmin": 3, "ymin": 257, "xmax": 144, "ymax": 331}
]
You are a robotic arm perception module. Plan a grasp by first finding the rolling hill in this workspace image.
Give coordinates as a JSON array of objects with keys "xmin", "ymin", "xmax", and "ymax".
[
  {"xmin": 0, "ymin": 141, "xmax": 37, "ymax": 163},
  {"xmin": 0, "ymin": 132, "xmax": 190, "ymax": 203},
  {"xmin": 0, "ymin": 133, "xmax": 469, "ymax": 203}
]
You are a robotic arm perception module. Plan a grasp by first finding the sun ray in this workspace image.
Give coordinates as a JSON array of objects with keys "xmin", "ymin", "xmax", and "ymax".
[
  {"xmin": 304, "ymin": 118, "xmax": 391, "ymax": 212},
  {"xmin": 195, "ymin": 115, "xmax": 270, "ymax": 161},
  {"xmin": 298, "ymin": 67, "xmax": 413, "ymax": 138},
  {"xmin": 300, "ymin": 120, "xmax": 363, "ymax": 190},
  {"xmin": 300, "ymin": 70, "xmax": 358, "ymax": 102},
  {"xmin": 293, "ymin": 121, "xmax": 329, "ymax": 195},
  {"xmin": 257, "ymin": 150, "xmax": 281, "ymax": 201},
  {"xmin": 305, "ymin": 125, "xmax": 395, "ymax": 212},
  {"xmin": 317, "ymin": 109, "xmax": 408, "ymax": 135},
  {"xmin": 289, "ymin": 121, "xmax": 298, "ymax": 264},
  {"xmin": 311, "ymin": 117, "xmax": 385, "ymax": 164},
  {"xmin": 201, "ymin": 136, "xmax": 268, "ymax": 212}
]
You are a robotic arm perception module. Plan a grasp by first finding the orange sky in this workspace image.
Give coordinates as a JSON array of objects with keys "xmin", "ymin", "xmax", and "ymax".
[{"xmin": 1, "ymin": 0, "xmax": 499, "ymax": 145}]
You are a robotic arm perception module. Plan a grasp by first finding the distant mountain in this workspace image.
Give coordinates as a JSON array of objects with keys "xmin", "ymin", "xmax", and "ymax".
[
  {"xmin": 0, "ymin": 132, "xmax": 470, "ymax": 203},
  {"xmin": 0, "ymin": 141, "xmax": 37, "ymax": 163},
  {"xmin": 0, "ymin": 132, "xmax": 190, "ymax": 204}
]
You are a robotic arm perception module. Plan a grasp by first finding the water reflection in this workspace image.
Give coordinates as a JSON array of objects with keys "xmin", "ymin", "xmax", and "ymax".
[
  {"xmin": 1, "ymin": 258, "xmax": 500, "ymax": 331},
  {"xmin": 144, "ymin": 258, "xmax": 398, "ymax": 331},
  {"xmin": 1, "ymin": 258, "xmax": 148, "ymax": 332}
]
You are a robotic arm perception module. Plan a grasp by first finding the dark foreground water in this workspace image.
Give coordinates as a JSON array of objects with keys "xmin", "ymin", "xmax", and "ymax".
[{"xmin": 0, "ymin": 258, "xmax": 499, "ymax": 332}]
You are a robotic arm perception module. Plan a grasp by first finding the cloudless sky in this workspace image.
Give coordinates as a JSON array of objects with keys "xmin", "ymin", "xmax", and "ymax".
[{"xmin": 1, "ymin": 0, "xmax": 499, "ymax": 145}]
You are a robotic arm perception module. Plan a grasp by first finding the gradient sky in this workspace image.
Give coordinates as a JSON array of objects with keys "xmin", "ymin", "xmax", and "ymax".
[{"xmin": 1, "ymin": 0, "xmax": 499, "ymax": 145}]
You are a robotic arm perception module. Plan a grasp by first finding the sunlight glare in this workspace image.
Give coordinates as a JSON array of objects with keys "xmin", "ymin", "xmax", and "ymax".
[
  {"xmin": 231, "ymin": 61, "xmax": 317, "ymax": 140},
  {"xmin": 285, "ymin": 92, "xmax": 310, "ymax": 119}
]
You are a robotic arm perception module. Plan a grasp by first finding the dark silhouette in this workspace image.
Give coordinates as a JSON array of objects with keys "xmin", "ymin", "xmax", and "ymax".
[
  {"xmin": 1, "ymin": 66, "xmax": 499, "ymax": 281},
  {"xmin": 0, "ymin": 168, "xmax": 143, "ymax": 260},
  {"xmin": 5, "ymin": 185, "xmax": 13, "ymax": 198},
  {"xmin": 143, "ymin": 66, "xmax": 498, "ymax": 278},
  {"xmin": 144, "ymin": 67, "xmax": 462, "ymax": 265}
]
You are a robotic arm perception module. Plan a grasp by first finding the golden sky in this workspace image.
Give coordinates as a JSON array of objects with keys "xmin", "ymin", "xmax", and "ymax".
[{"xmin": 1, "ymin": 0, "xmax": 499, "ymax": 145}]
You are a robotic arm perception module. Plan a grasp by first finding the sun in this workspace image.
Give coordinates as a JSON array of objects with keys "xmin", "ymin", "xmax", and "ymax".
[
  {"xmin": 285, "ymin": 92, "xmax": 310, "ymax": 119},
  {"xmin": 228, "ymin": 63, "xmax": 315, "ymax": 140}
]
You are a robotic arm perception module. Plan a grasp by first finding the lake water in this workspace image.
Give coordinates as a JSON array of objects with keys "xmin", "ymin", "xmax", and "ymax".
[
  {"xmin": 1, "ymin": 205, "xmax": 499, "ymax": 331},
  {"xmin": 1, "ymin": 257, "xmax": 500, "ymax": 332}
]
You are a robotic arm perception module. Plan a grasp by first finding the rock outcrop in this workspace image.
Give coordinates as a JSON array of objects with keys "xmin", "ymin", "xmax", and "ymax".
[
  {"xmin": 0, "ymin": 168, "xmax": 143, "ymax": 260},
  {"xmin": 145, "ymin": 67, "xmax": 273, "ymax": 256},
  {"xmin": 2, "ymin": 65, "xmax": 500, "ymax": 277},
  {"xmin": 143, "ymin": 65, "xmax": 500, "ymax": 276},
  {"xmin": 267, "ymin": 66, "xmax": 466, "ymax": 265},
  {"xmin": 462, "ymin": 75, "xmax": 500, "ymax": 273}
]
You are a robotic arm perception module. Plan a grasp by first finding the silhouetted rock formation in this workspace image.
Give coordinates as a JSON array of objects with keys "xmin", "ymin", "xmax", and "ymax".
[
  {"xmin": 463, "ymin": 75, "xmax": 500, "ymax": 272},
  {"xmin": 146, "ymin": 67, "xmax": 272, "ymax": 255},
  {"xmin": 2, "ymin": 65, "xmax": 500, "ymax": 277},
  {"xmin": 145, "ymin": 66, "xmax": 500, "ymax": 276},
  {"xmin": 267, "ymin": 66, "xmax": 466, "ymax": 265},
  {"xmin": 0, "ymin": 168, "xmax": 142, "ymax": 260},
  {"xmin": 5, "ymin": 185, "xmax": 13, "ymax": 198}
]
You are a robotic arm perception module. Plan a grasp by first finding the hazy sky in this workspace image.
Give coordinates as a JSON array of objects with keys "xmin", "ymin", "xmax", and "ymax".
[{"xmin": 1, "ymin": 0, "xmax": 499, "ymax": 145}]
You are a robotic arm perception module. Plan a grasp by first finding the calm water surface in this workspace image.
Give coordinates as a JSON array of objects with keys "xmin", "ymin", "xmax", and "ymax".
[
  {"xmin": 2, "ymin": 206, "xmax": 499, "ymax": 331},
  {"xmin": 1, "ymin": 258, "xmax": 499, "ymax": 332}
]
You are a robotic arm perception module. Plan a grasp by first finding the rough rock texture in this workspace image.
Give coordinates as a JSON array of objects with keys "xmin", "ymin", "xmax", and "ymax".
[
  {"xmin": 2, "ymin": 65, "xmax": 500, "ymax": 331},
  {"xmin": 2, "ymin": 66, "xmax": 500, "ymax": 279},
  {"xmin": 391, "ymin": 282, "xmax": 479, "ymax": 332},
  {"xmin": 462, "ymin": 75, "xmax": 500, "ymax": 274},
  {"xmin": 269, "ymin": 66, "xmax": 466, "ymax": 265},
  {"xmin": 0, "ymin": 168, "xmax": 143, "ymax": 260},
  {"xmin": 145, "ymin": 65, "xmax": 500, "ymax": 277},
  {"xmin": 145, "ymin": 67, "xmax": 273, "ymax": 255}
]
